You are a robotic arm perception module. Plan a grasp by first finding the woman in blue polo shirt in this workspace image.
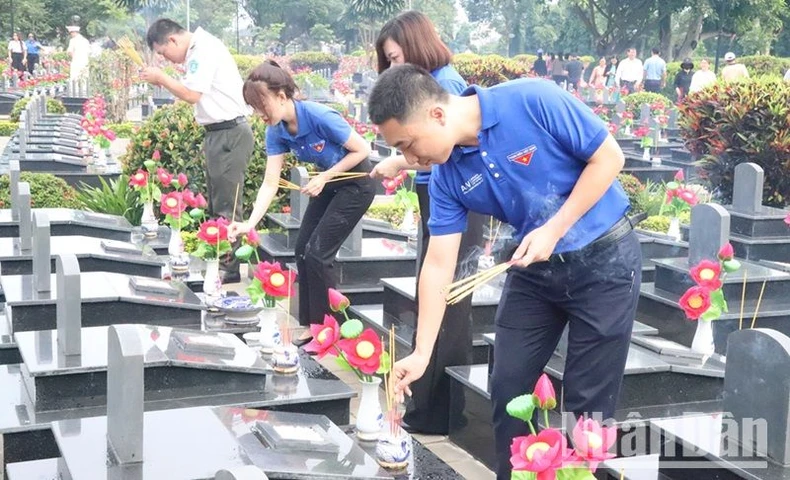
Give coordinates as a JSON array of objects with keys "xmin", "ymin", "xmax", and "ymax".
[
  {"xmin": 372, "ymin": 11, "xmax": 485, "ymax": 435},
  {"xmin": 229, "ymin": 60, "xmax": 375, "ymax": 344},
  {"xmin": 25, "ymin": 33, "xmax": 42, "ymax": 74}
]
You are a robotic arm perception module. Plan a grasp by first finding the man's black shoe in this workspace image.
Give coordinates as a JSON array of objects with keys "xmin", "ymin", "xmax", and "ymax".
[{"xmin": 219, "ymin": 270, "xmax": 241, "ymax": 284}]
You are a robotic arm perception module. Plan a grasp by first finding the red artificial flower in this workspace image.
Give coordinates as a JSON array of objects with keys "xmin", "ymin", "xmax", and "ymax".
[
  {"xmin": 690, "ymin": 260, "xmax": 722, "ymax": 289},
  {"xmin": 382, "ymin": 178, "xmax": 398, "ymax": 195},
  {"xmin": 328, "ymin": 288, "xmax": 350, "ymax": 312},
  {"xmin": 160, "ymin": 192, "xmax": 185, "ymax": 216},
  {"xmin": 718, "ymin": 243, "xmax": 734, "ymax": 261},
  {"xmin": 510, "ymin": 429, "xmax": 571, "ymax": 480},
  {"xmin": 182, "ymin": 189, "xmax": 198, "ymax": 208},
  {"xmin": 534, "ymin": 373, "xmax": 557, "ymax": 410},
  {"xmin": 129, "ymin": 169, "xmax": 148, "ymax": 187},
  {"xmin": 784, "ymin": 212, "xmax": 789, "ymax": 226},
  {"xmin": 304, "ymin": 314, "xmax": 341, "ymax": 359},
  {"xmin": 253, "ymin": 261, "xmax": 296, "ymax": 298},
  {"xmin": 665, "ymin": 188, "xmax": 678, "ymax": 204},
  {"xmin": 194, "ymin": 193, "xmax": 208, "ymax": 209},
  {"xmin": 156, "ymin": 167, "xmax": 173, "ymax": 186},
  {"xmin": 674, "ymin": 169, "xmax": 684, "ymax": 182},
  {"xmin": 152, "ymin": 149, "xmax": 161, "ymax": 161},
  {"xmin": 679, "ymin": 286, "xmax": 712, "ymax": 320},
  {"xmin": 282, "ymin": 205, "xmax": 291, "ymax": 214},
  {"xmin": 678, "ymin": 189, "xmax": 698, "ymax": 206},
  {"xmin": 571, "ymin": 417, "xmax": 617, "ymax": 472},
  {"xmin": 246, "ymin": 228, "xmax": 261, "ymax": 246},
  {"xmin": 197, "ymin": 219, "xmax": 228, "ymax": 245},
  {"xmin": 337, "ymin": 328, "xmax": 382, "ymax": 375},
  {"xmin": 177, "ymin": 173, "xmax": 188, "ymax": 188}
]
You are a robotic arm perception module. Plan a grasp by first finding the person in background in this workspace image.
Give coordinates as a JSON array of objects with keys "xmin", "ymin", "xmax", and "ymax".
[
  {"xmin": 605, "ymin": 56, "xmax": 618, "ymax": 88},
  {"xmin": 551, "ymin": 51, "xmax": 567, "ymax": 87},
  {"xmin": 532, "ymin": 49, "xmax": 547, "ymax": 77},
  {"xmin": 25, "ymin": 33, "xmax": 41, "ymax": 75},
  {"xmin": 674, "ymin": 58, "xmax": 694, "ymax": 102},
  {"xmin": 642, "ymin": 47, "xmax": 666, "ymax": 93},
  {"xmin": 589, "ymin": 57, "xmax": 607, "ymax": 89},
  {"xmin": 615, "ymin": 48, "xmax": 643, "ymax": 94},
  {"xmin": 142, "ymin": 19, "xmax": 254, "ymax": 283},
  {"xmin": 689, "ymin": 58, "xmax": 717, "ymax": 93},
  {"xmin": 565, "ymin": 53, "xmax": 584, "ymax": 91},
  {"xmin": 66, "ymin": 24, "xmax": 90, "ymax": 81},
  {"xmin": 370, "ymin": 10, "xmax": 485, "ymax": 435},
  {"xmin": 7, "ymin": 32, "xmax": 26, "ymax": 76},
  {"xmin": 721, "ymin": 52, "xmax": 749, "ymax": 81},
  {"xmin": 228, "ymin": 61, "xmax": 375, "ymax": 343}
]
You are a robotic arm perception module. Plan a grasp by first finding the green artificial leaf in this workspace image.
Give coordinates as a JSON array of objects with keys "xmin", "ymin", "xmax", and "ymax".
[
  {"xmin": 189, "ymin": 208, "xmax": 204, "ymax": 219},
  {"xmin": 235, "ymin": 244, "xmax": 254, "ymax": 261},
  {"xmin": 506, "ymin": 394, "xmax": 538, "ymax": 423},
  {"xmin": 556, "ymin": 467, "xmax": 596, "ymax": 480},
  {"xmin": 710, "ymin": 289, "xmax": 727, "ymax": 311},
  {"xmin": 340, "ymin": 319, "xmax": 364, "ymax": 339},
  {"xmin": 723, "ymin": 259, "xmax": 741, "ymax": 273},
  {"xmin": 170, "ymin": 178, "xmax": 181, "ymax": 188},
  {"xmin": 700, "ymin": 304, "xmax": 723, "ymax": 322},
  {"xmin": 193, "ymin": 243, "xmax": 210, "ymax": 260},
  {"xmin": 511, "ymin": 471, "xmax": 538, "ymax": 480},
  {"xmin": 143, "ymin": 160, "xmax": 156, "ymax": 170},
  {"xmin": 666, "ymin": 181, "xmax": 680, "ymax": 190},
  {"xmin": 376, "ymin": 351, "xmax": 391, "ymax": 374},
  {"xmin": 152, "ymin": 185, "xmax": 162, "ymax": 200},
  {"xmin": 335, "ymin": 354, "xmax": 353, "ymax": 371}
]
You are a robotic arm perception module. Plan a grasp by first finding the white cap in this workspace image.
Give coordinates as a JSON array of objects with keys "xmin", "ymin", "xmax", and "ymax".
[
  {"xmin": 66, "ymin": 26, "xmax": 80, "ymax": 33},
  {"xmin": 724, "ymin": 52, "xmax": 736, "ymax": 61}
]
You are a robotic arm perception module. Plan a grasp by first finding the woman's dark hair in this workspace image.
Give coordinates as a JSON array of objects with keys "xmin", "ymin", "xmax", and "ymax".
[
  {"xmin": 609, "ymin": 56, "xmax": 618, "ymax": 63},
  {"xmin": 243, "ymin": 60, "xmax": 298, "ymax": 111},
  {"xmin": 375, "ymin": 10, "xmax": 452, "ymax": 74}
]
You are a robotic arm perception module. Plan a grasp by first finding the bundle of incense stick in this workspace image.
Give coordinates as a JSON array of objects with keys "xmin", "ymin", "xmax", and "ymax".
[
  {"xmin": 278, "ymin": 178, "xmax": 301, "ymax": 190},
  {"xmin": 117, "ymin": 37, "xmax": 145, "ymax": 67},
  {"xmin": 749, "ymin": 279, "xmax": 767, "ymax": 329},
  {"xmin": 310, "ymin": 172, "xmax": 370, "ymax": 183},
  {"xmin": 382, "ymin": 325, "xmax": 403, "ymax": 437},
  {"xmin": 444, "ymin": 261, "xmax": 514, "ymax": 305}
]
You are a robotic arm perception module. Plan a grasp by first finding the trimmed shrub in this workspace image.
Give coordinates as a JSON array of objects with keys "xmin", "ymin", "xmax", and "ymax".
[
  {"xmin": 290, "ymin": 51, "xmax": 339, "ymax": 72},
  {"xmin": 0, "ymin": 172, "xmax": 83, "ymax": 209},
  {"xmin": 452, "ymin": 54, "xmax": 527, "ymax": 87},
  {"xmin": 233, "ymin": 54, "xmax": 265, "ymax": 79},
  {"xmin": 512, "ymin": 54, "xmax": 537, "ymax": 70},
  {"xmin": 10, "ymin": 97, "xmax": 66, "ymax": 123},
  {"xmin": 680, "ymin": 77, "xmax": 790, "ymax": 207},
  {"xmin": 639, "ymin": 215, "xmax": 671, "ymax": 233},
  {"xmin": 623, "ymin": 92, "xmax": 673, "ymax": 119},
  {"xmin": 106, "ymin": 122, "xmax": 138, "ymax": 139},
  {"xmin": 740, "ymin": 55, "xmax": 790, "ymax": 78},
  {"xmin": 0, "ymin": 120, "xmax": 18, "ymax": 136},
  {"xmin": 121, "ymin": 102, "xmax": 298, "ymax": 219}
]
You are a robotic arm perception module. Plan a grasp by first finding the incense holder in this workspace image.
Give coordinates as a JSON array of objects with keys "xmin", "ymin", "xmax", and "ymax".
[
  {"xmin": 375, "ymin": 427, "xmax": 412, "ymax": 470},
  {"xmin": 272, "ymin": 344, "xmax": 300, "ymax": 374}
]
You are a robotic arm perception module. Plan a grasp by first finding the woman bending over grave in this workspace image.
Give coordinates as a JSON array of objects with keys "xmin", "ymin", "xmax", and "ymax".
[
  {"xmin": 369, "ymin": 10, "xmax": 485, "ymax": 435},
  {"xmin": 228, "ymin": 61, "xmax": 375, "ymax": 346}
]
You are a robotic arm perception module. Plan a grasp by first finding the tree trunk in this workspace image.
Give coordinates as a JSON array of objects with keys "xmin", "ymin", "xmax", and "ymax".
[
  {"xmin": 674, "ymin": 15, "xmax": 704, "ymax": 61},
  {"xmin": 658, "ymin": 10, "xmax": 673, "ymax": 61}
]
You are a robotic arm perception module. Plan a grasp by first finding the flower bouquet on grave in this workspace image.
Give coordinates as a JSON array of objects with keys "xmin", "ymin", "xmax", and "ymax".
[
  {"xmin": 233, "ymin": 228, "xmax": 262, "ymax": 266},
  {"xmin": 381, "ymin": 171, "xmax": 418, "ymax": 232},
  {"xmin": 678, "ymin": 242, "xmax": 742, "ymax": 359},
  {"xmin": 128, "ymin": 150, "xmax": 170, "ymax": 236},
  {"xmin": 193, "ymin": 218, "xmax": 233, "ymax": 297},
  {"xmin": 620, "ymin": 111, "xmax": 635, "ymax": 135},
  {"xmin": 507, "ymin": 373, "xmax": 618, "ymax": 480},
  {"xmin": 305, "ymin": 289, "xmax": 391, "ymax": 440},
  {"xmin": 659, "ymin": 170, "xmax": 697, "ymax": 239},
  {"xmin": 246, "ymin": 261, "xmax": 297, "ymax": 359}
]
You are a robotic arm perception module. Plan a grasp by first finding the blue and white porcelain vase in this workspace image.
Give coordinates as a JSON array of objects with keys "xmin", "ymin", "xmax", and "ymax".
[
  {"xmin": 257, "ymin": 305, "xmax": 281, "ymax": 355},
  {"xmin": 356, "ymin": 377, "xmax": 384, "ymax": 441}
]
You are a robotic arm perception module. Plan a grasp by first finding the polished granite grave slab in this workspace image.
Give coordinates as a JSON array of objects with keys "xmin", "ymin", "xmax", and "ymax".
[
  {"xmin": 0, "ymin": 351, "xmax": 355, "ymax": 436},
  {"xmin": 2, "ymin": 272, "xmax": 204, "ymax": 333},
  {"xmin": 0, "ymin": 235, "xmax": 164, "ymax": 278},
  {"xmin": 0, "ymin": 208, "xmax": 133, "ymax": 241},
  {"xmin": 650, "ymin": 414, "xmax": 789, "ymax": 480},
  {"xmin": 15, "ymin": 325, "xmax": 271, "ymax": 410}
]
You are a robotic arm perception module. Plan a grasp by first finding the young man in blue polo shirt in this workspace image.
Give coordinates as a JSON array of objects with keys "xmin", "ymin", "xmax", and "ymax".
[{"xmin": 369, "ymin": 64, "xmax": 641, "ymax": 480}]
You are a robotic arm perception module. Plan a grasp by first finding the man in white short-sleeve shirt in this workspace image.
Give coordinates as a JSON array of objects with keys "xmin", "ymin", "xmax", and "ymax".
[
  {"xmin": 141, "ymin": 18, "xmax": 254, "ymax": 282},
  {"xmin": 615, "ymin": 48, "xmax": 643, "ymax": 94}
]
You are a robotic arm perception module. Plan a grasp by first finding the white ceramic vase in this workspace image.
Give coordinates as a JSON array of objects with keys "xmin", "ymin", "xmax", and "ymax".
[
  {"xmin": 691, "ymin": 319, "xmax": 715, "ymax": 358},
  {"xmin": 258, "ymin": 305, "xmax": 281, "ymax": 355},
  {"xmin": 203, "ymin": 258, "xmax": 222, "ymax": 297},
  {"xmin": 667, "ymin": 217, "xmax": 681, "ymax": 241},
  {"xmin": 140, "ymin": 200, "xmax": 159, "ymax": 238},
  {"xmin": 356, "ymin": 377, "xmax": 384, "ymax": 441}
]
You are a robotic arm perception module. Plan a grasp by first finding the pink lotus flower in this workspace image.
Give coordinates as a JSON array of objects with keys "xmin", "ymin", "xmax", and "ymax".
[
  {"xmin": 534, "ymin": 373, "xmax": 557, "ymax": 410},
  {"xmin": 679, "ymin": 286, "xmax": 712, "ymax": 320},
  {"xmin": 510, "ymin": 429, "xmax": 571, "ymax": 480},
  {"xmin": 152, "ymin": 150, "xmax": 161, "ymax": 161},
  {"xmin": 160, "ymin": 192, "xmax": 185, "ymax": 216},
  {"xmin": 674, "ymin": 169, "xmax": 684, "ymax": 181},
  {"xmin": 678, "ymin": 189, "xmax": 698, "ymax": 206},
  {"xmin": 304, "ymin": 314, "xmax": 341, "ymax": 359},
  {"xmin": 337, "ymin": 328, "xmax": 383, "ymax": 375},
  {"xmin": 156, "ymin": 167, "xmax": 173, "ymax": 186},
  {"xmin": 571, "ymin": 417, "xmax": 617, "ymax": 472},
  {"xmin": 246, "ymin": 228, "xmax": 260, "ymax": 246},
  {"xmin": 129, "ymin": 169, "xmax": 148, "ymax": 188},
  {"xmin": 194, "ymin": 193, "xmax": 208, "ymax": 209},
  {"xmin": 718, "ymin": 243, "xmax": 734, "ymax": 261},
  {"xmin": 328, "ymin": 288, "xmax": 350, "ymax": 312},
  {"xmin": 690, "ymin": 260, "xmax": 722, "ymax": 290},
  {"xmin": 182, "ymin": 189, "xmax": 197, "ymax": 208},
  {"xmin": 382, "ymin": 178, "xmax": 398, "ymax": 195},
  {"xmin": 785, "ymin": 212, "xmax": 790, "ymax": 226},
  {"xmin": 177, "ymin": 173, "xmax": 188, "ymax": 188}
]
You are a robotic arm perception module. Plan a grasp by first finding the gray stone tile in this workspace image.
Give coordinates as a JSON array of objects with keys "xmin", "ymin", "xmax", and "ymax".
[
  {"xmin": 448, "ymin": 458, "xmax": 496, "ymax": 480},
  {"xmin": 425, "ymin": 442, "xmax": 470, "ymax": 464}
]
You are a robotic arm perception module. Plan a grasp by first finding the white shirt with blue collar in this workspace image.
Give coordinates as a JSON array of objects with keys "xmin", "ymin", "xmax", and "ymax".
[{"xmin": 427, "ymin": 79, "xmax": 630, "ymax": 254}]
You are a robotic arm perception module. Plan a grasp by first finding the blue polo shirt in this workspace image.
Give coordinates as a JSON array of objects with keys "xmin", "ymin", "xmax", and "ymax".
[
  {"xmin": 415, "ymin": 66, "xmax": 467, "ymax": 185},
  {"xmin": 266, "ymin": 101, "xmax": 351, "ymax": 170},
  {"xmin": 428, "ymin": 79, "xmax": 630, "ymax": 253},
  {"xmin": 25, "ymin": 39, "xmax": 40, "ymax": 55}
]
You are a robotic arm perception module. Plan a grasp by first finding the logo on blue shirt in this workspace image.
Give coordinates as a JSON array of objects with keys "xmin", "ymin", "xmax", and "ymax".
[
  {"xmin": 460, "ymin": 173, "xmax": 484, "ymax": 194},
  {"xmin": 310, "ymin": 140, "xmax": 326, "ymax": 153},
  {"xmin": 507, "ymin": 145, "xmax": 537, "ymax": 166}
]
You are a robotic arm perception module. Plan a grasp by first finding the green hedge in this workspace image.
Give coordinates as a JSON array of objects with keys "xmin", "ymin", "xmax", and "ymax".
[
  {"xmin": 0, "ymin": 172, "xmax": 83, "ymax": 209},
  {"xmin": 623, "ymin": 92, "xmax": 673, "ymax": 119},
  {"xmin": 106, "ymin": 122, "xmax": 138, "ymax": 139},
  {"xmin": 10, "ymin": 97, "xmax": 66, "ymax": 123},
  {"xmin": 740, "ymin": 55, "xmax": 790, "ymax": 78},
  {"xmin": 452, "ymin": 53, "xmax": 527, "ymax": 86},
  {"xmin": 290, "ymin": 51, "xmax": 339, "ymax": 72},
  {"xmin": 0, "ymin": 120, "xmax": 18, "ymax": 136},
  {"xmin": 233, "ymin": 54, "xmax": 265, "ymax": 79}
]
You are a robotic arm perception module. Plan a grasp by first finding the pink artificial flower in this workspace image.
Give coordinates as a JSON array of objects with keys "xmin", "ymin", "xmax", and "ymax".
[
  {"xmin": 717, "ymin": 243, "xmax": 734, "ymax": 261},
  {"xmin": 328, "ymin": 288, "xmax": 350, "ymax": 312},
  {"xmin": 674, "ymin": 169, "xmax": 684, "ymax": 182},
  {"xmin": 510, "ymin": 429, "xmax": 572, "ymax": 480},
  {"xmin": 533, "ymin": 373, "xmax": 557, "ymax": 410},
  {"xmin": 678, "ymin": 189, "xmax": 698, "ymax": 206},
  {"xmin": 304, "ymin": 314, "xmax": 341, "ymax": 359},
  {"xmin": 246, "ymin": 228, "xmax": 261, "ymax": 247},
  {"xmin": 571, "ymin": 417, "xmax": 617, "ymax": 472},
  {"xmin": 152, "ymin": 150, "xmax": 161, "ymax": 161},
  {"xmin": 194, "ymin": 193, "xmax": 208, "ymax": 208},
  {"xmin": 177, "ymin": 173, "xmax": 188, "ymax": 188},
  {"xmin": 156, "ymin": 167, "xmax": 173, "ymax": 186}
]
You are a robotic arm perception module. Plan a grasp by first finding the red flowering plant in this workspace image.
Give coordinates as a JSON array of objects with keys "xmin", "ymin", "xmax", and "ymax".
[
  {"xmin": 193, "ymin": 218, "xmax": 233, "ymax": 261},
  {"xmin": 246, "ymin": 261, "xmax": 297, "ymax": 308},
  {"xmin": 592, "ymin": 105, "xmax": 611, "ymax": 123},
  {"xmin": 304, "ymin": 289, "xmax": 391, "ymax": 381},
  {"xmin": 158, "ymin": 171, "xmax": 204, "ymax": 231},
  {"xmin": 633, "ymin": 126, "xmax": 653, "ymax": 149},
  {"xmin": 81, "ymin": 95, "xmax": 116, "ymax": 150},
  {"xmin": 659, "ymin": 169, "xmax": 699, "ymax": 219},
  {"xmin": 507, "ymin": 373, "xmax": 617, "ymax": 480},
  {"xmin": 678, "ymin": 242, "xmax": 742, "ymax": 322},
  {"xmin": 128, "ymin": 150, "xmax": 166, "ymax": 204},
  {"xmin": 382, "ymin": 170, "xmax": 419, "ymax": 211}
]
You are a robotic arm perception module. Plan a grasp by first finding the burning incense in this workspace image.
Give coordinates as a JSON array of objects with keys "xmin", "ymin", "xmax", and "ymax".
[
  {"xmin": 444, "ymin": 261, "xmax": 513, "ymax": 305},
  {"xmin": 117, "ymin": 37, "xmax": 144, "ymax": 67}
]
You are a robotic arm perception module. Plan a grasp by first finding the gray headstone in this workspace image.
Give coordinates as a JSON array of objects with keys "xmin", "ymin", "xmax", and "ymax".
[
  {"xmin": 360, "ymin": 104, "xmax": 369, "ymax": 125},
  {"xmin": 615, "ymin": 99, "xmax": 626, "ymax": 113},
  {"xmin": 732, "ymin": 163, "xmax": 764, "ymax": 214},
  {"xmin": 67, "ymin": 80, "xmax": 75, "ymax": 97},
  {"xmin": 19, "ymin": 111, "xmax": 28, "ymax": 143},
  {"xmin": 668, "ymin": 108, "xmax": 678, "ymax": 129},
  {"xmin": 9, "ymin": 160, "xmax": 20, "ymax": 221},
  {"xmin": 611, "ymin": 113, "xmax": 621, "ymax": 129},
  {"xmin": 724, "ymin": 329, "xmax": 790, "ymax": 465},
  {"xmin": 688, "ymin": 204, "xmax": 731, "ymax": 266},
  {"xmin": 652, "ymin": 126, "xmax": 661, "ymax": 146},
  {"xmin": 289, "ymin": 166, "xmax": 309, "ymax": 221},
  {"xmin": 18, "ymin": 183, "xmax": 33, "ymax": 252},
  {"xmin": 56, "ymin": 254, "xmax": 82, "ymax": 356},
  {"xmin": 602, "ymin": 87, "xmax": 610, "ymax": 104},
  {"xmin": 640, "ymin": 104, "xmax": 651, "ymax": 125},
  {"xmin": 32, "ymin": 211, "xmax": 52, "ymax": 292},
  {"xmin": 107, "ymin": 324, "xmax": 144, "ymax": 465},
  {"xmin": 340, "ymin": 221, "xmax": 363, "ymax": 255},
  {"xmin": 215, "ymin": 467, "xmax": 269, "ymax": 480}
]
